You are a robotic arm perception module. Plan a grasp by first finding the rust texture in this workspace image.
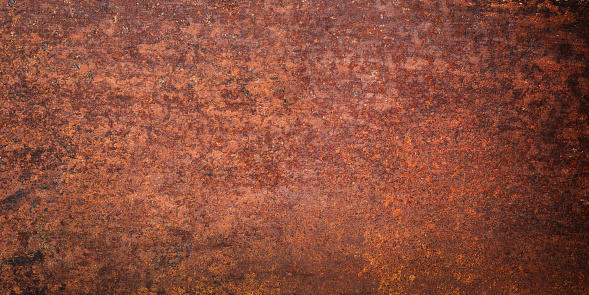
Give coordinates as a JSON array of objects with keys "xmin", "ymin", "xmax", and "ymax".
[{"xmin": 1, "ymin": 0, "xmax": 589, "ymax": 294}]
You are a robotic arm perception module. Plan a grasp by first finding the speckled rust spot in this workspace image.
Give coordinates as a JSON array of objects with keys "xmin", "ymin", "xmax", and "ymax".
[{"xmin": 1, "ymin": 0, "xmax": 589, "ymax": 294}]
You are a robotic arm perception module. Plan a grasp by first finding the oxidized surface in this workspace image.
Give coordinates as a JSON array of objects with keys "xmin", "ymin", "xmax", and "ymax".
[{"xmin": 1, "ymin": 0, "xmax": 588, "ymax": 294}]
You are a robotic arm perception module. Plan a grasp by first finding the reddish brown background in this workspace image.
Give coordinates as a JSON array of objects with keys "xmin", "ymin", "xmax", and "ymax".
[{"xmin": 1, "ymin": 0, "xmax": 589, "ymax": 294}]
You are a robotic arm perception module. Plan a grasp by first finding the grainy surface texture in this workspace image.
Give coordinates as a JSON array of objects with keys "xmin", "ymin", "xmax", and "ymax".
[{"xmin": 1, "ymin": 0, "xmax": 589, "ymax": 294}]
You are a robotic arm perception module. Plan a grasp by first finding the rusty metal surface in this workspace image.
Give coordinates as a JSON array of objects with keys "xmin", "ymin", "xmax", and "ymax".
[{"xmin": 1, "ymin": 0, "xmax": 588, "ymax": 294}]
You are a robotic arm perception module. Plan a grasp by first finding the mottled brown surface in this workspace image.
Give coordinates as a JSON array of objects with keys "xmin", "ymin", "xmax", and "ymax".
[{"xmin": 1, "ymin": 0, "xmax": 589, "ymax": 294}]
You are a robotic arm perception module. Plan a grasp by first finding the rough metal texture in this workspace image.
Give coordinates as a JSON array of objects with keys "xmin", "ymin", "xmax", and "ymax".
[{"xmin": 1, "ymin": 0, "xmax": 588, "ymax": 294}]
